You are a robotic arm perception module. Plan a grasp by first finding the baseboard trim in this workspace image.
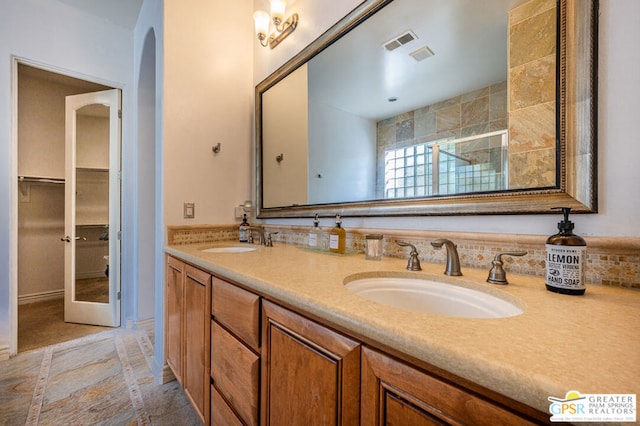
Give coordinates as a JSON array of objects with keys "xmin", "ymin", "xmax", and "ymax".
[
  {"xmin": 76, "ymin": 271, "xmax": 107, "ymax": 280},
  {"xmin": 125, "ymin": 318, "xmax": 155, "ymax": 336},
  {"xmin": 18, "ymin": 290, "xmax": 64, "ymax": 305},
  {"xmin": 161, "ymin": 364, "xmax": 176, "ymax": 384},
  {"xmin": 0, "ymin": 345, "xmax": 10, "ymax": 361}
]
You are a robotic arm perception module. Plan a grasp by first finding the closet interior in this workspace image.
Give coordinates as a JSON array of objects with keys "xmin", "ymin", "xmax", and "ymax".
[{"xmin": 17, "ymin": 63, "xmax": 112, "ymax": 351}]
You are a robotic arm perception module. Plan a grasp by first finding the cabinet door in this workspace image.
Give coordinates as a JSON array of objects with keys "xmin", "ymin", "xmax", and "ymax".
[
  {"xmin": 261, "ymin": 301, "xmax": 360, "ymax": 426},
  {"xmin": 361, "ymin": 347, "xmax": 542, "ymax": 425},
  {"xmin": 165, "ymin": 256, "xmax": 184, "ymax": 383},
  {"xmin": 183, "ymin": 264, "xmax": 211, "ymax": 425}
]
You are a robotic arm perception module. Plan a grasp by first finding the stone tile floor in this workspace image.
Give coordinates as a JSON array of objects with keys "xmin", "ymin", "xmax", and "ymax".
[{"xmin": 0, "ymin": 329, "xmax": 200, "ymax": 425}]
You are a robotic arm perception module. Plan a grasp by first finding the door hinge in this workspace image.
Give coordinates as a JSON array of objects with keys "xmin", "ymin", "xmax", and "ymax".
[
  {"xmin": 117, "ymin": 291, "xmax": 121, "ymax": 300},
  {"xmin": 117, "ymin": 231, "xmax": 122, "ymax": 240},
  {"xmin": 118, "ymin": 109, "xmax": 122, "ymax": 119},
  {"xmin": 117, "ymin": 171, "xmax": 122, "ymax": 180}
]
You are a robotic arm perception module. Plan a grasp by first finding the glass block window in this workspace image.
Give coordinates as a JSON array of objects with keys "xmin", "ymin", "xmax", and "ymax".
[
  {"xmin": 384, "ymin": 131, "xmax": 508, "ymax": 199},
  {"xmin": 384, "ymin": 144, "xmax": 433, "ymax": 199}
]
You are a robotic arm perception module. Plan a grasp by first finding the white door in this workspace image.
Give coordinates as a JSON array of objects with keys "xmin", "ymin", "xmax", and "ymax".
[{"xmin": 63, "ymin": 89, "xmax": 121, "ymax": 326}]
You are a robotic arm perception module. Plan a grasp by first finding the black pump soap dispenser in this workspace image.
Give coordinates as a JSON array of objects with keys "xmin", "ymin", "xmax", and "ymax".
[
  {"xmin": 545, "ymin": 207, "xmax": 587, "ymax": 295},
  {"xmin": 239, "ymin": 214, "xmax": 250, "ymax": 243}
]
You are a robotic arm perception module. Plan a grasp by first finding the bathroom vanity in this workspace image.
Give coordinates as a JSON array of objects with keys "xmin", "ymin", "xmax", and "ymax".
[{"xmin": 164, "ymin": 242, "xmax": 640, "ymax": 425}]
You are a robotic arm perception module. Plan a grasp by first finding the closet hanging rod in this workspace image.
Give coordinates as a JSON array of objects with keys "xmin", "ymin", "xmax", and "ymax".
[{"xmin": 18, "ymin": 176, "xmax": 65, "ymax": 184}]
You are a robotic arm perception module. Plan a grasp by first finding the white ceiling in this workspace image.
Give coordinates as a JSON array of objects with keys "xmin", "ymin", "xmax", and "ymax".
[
  {"xmin": 308, "ymin": 0, "xmax": 525, "ymax": 121},
  {"xmin": 53, "ymin": 0, "xmax": 143, "ymax": 29}
]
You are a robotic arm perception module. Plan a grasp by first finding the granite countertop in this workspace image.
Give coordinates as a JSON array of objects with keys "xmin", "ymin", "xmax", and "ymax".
[{"xmin": 166, "ymin": 241, "xmax": 640, "ymax": 416}]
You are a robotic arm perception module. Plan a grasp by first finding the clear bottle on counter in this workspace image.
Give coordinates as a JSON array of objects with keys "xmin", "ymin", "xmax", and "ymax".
[
  {"xmin": 308, "ymin": 213, "xmax": 321, "ymax": 249},
  {"xmin": 365, "ymin": 234, "xmax": 383, "ymax": 260}
]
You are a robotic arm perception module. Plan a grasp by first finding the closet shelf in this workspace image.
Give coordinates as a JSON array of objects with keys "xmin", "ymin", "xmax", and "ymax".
[
  {"xmin": 18, "ymin": 176, "xmax": 65, "ymax": 196},
  {"xmin": 18, "ymin": 175, "xmax": 65, "ymax": 184},
  {"xmin": 76, "ymin": 167, "xmax": 109, "ymax": 173}
]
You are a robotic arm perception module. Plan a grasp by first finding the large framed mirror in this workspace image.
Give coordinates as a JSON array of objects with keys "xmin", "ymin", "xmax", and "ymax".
[{"xmin": 255, "ymin": 0, "xmax": 597, "ymax": 218}]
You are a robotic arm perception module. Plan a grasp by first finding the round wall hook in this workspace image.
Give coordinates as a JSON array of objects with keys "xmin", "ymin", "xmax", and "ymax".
[
  {"xmin": 276, "ymin": 153, "xmax": 284, "ymax": 163},
  {"xmin": 212, "ymin": 143, "xmax": 221, "ymax": 154}
]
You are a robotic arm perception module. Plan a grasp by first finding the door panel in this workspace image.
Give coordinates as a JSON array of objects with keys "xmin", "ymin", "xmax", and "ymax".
[
  {"xmin": 64, "ymin": 89, "xmax": 121, "ymax": 327},
  {"xmin": 261, "ymin": 301, "xmax": 361, "ymax": 425}
]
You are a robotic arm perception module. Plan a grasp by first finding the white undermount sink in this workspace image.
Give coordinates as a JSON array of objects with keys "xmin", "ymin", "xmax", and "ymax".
[
  {"xmin": 344, "ymin": 273, "xmax": 524, "ymax": 319},
  {"xmin": 200, "ymin": 245, "xmax": 257, "ymax": 253}
]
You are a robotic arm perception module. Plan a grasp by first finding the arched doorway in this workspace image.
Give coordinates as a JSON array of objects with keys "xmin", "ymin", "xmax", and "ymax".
[{"xmin": 136, "ymin": 29, "xmax": 158, "ymax": 333}]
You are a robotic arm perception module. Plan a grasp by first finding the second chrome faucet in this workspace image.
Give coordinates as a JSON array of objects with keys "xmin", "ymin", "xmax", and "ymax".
[
  {"xmin": 248, "ymin": 227, "xmax": 278, "ymax": 247},
  {"xmin": 397, "ymin": 239, "xmax": 462, "ymax": 276},
  {"xmin": 430, "ymin": 239, "xmax": 462, "ymax": 276}
]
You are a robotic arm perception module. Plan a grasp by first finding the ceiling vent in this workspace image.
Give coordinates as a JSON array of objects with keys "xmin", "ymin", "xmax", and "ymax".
[
  {"xmin": 410, "ymin": 45, "xmax": 435, "ymax": 62},
  {"xmin": 382, "ymin": 30, "xmax": 418, "ymax": 51}
]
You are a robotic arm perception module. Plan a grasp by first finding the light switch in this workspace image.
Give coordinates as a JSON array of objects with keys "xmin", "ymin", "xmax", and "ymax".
[{"xmin": 184, "ymin": 202, "xmax": 195, "ymax": 219}]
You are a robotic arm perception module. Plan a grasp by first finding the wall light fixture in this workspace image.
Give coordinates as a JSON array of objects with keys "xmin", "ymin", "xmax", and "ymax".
[{"xmin": 253, "ymin": 0, "xmax": 298, "ymax": 49}]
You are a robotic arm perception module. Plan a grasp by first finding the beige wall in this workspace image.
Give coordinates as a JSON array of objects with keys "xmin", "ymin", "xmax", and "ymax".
[
  {"xmin": 163, "ymin": 0, "xmax": 253, "ymax": 226},
  {"xmin": 262, "ymin": 64, "xmax": 308, "ymax": 208}
]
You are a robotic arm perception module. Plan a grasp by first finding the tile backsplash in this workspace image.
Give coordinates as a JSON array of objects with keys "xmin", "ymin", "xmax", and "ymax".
[{"xmin": 168, "ymin": 224, "xmax": 640, "ymax": 289}]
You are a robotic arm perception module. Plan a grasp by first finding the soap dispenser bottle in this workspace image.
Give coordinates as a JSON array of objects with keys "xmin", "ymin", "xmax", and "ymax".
[
  {"xmin": 239, "ymin": 214, "xmax": 250, "ymax": 243},
  {"xmin": 308, "ymin": 214, "xmax": 321, "ymax": 249},
  {"xmin": 329, "ymin": 214, "xmax": 346, "ymax": 254},
  {"xmin": 545, "ymin": 207, "xmax": 587, "ymax": 295}
]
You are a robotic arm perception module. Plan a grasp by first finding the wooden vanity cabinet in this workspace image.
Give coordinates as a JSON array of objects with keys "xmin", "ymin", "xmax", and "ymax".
[
  {"xmin": 165, "ymin": 256, "xmax": 211, "ymax": 425},
  {"xmin": 211, "ymin": 277, "xmax": 261, "ymax": 426},
  {"xmin": 166, "ymin": 255, "xmax": 548, "ymax": 425},
  {"xmin": 165, "ymin": 256, "xmax": 184, "ymax": 384},
  {"xmin": 261, "ymin": 300, "xmax": 361, "ymax": 426},
  {"xmin": 183, "ymin": 264, "xmax": 212, "ymax": 425},
  {"xmin": 361, "ymin": 346, "xmax": 543, "ymax": 425}
]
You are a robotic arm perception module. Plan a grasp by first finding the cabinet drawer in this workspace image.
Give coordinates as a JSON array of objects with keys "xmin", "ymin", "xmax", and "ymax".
[
  {"xmin": 212, "ymin": 276, "xmax": 260, "ymax": 351},
  {"xmin": 211, "ymin": 385, "xmax": 243, "ymax": 426},
  {"xmin": 211, "ymin": 321, "xmax": 260, "ymax": 426}
]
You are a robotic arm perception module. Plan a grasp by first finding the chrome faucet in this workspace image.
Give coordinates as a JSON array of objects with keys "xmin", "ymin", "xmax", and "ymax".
[
  {"xmin": 397, "ymin": 242, "xmax": 422, "ymax": 271},
  {"xmin": 486, "ymin": 251, "xmax": 527, "ymax": 285},
  {"xmin": 265, "ymin": 232, "xmax": 279, "ymax": 247},
  {"xmin": 430, "ymin": 239, "xmax": 462, "ymax": 276},
  {"xmin": 248, "ymin": 227, "xmax": 266, "ymax": 246},
  {"xmin": 248, "ymin": 227, "xmax": 278, "ymax": 247}
]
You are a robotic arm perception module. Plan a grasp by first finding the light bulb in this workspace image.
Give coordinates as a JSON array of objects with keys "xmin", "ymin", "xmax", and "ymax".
[
  {"xmin": 270, "ymin": 0, "xmax": 286, "ymax": 27},
  {"xmin": 253, "ymin": 10, "xmax": 270, "ymax": 39}
]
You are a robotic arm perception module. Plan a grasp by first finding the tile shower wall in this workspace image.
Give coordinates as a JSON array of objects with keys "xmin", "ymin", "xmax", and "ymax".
[
  {"xmin": 167, "ymin": 225, "xmax": 640, "ymax": 290},
  {"xmin": 508, "ymin": 0, "xmax": 557, "ymax": 189},
  {"xmin": 376, "ymin": 82, "xmax": 508, "ymax": 198},
  {"xmin": 376, "ymin": 0, "xmax": 558, "ymax": 196}
]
